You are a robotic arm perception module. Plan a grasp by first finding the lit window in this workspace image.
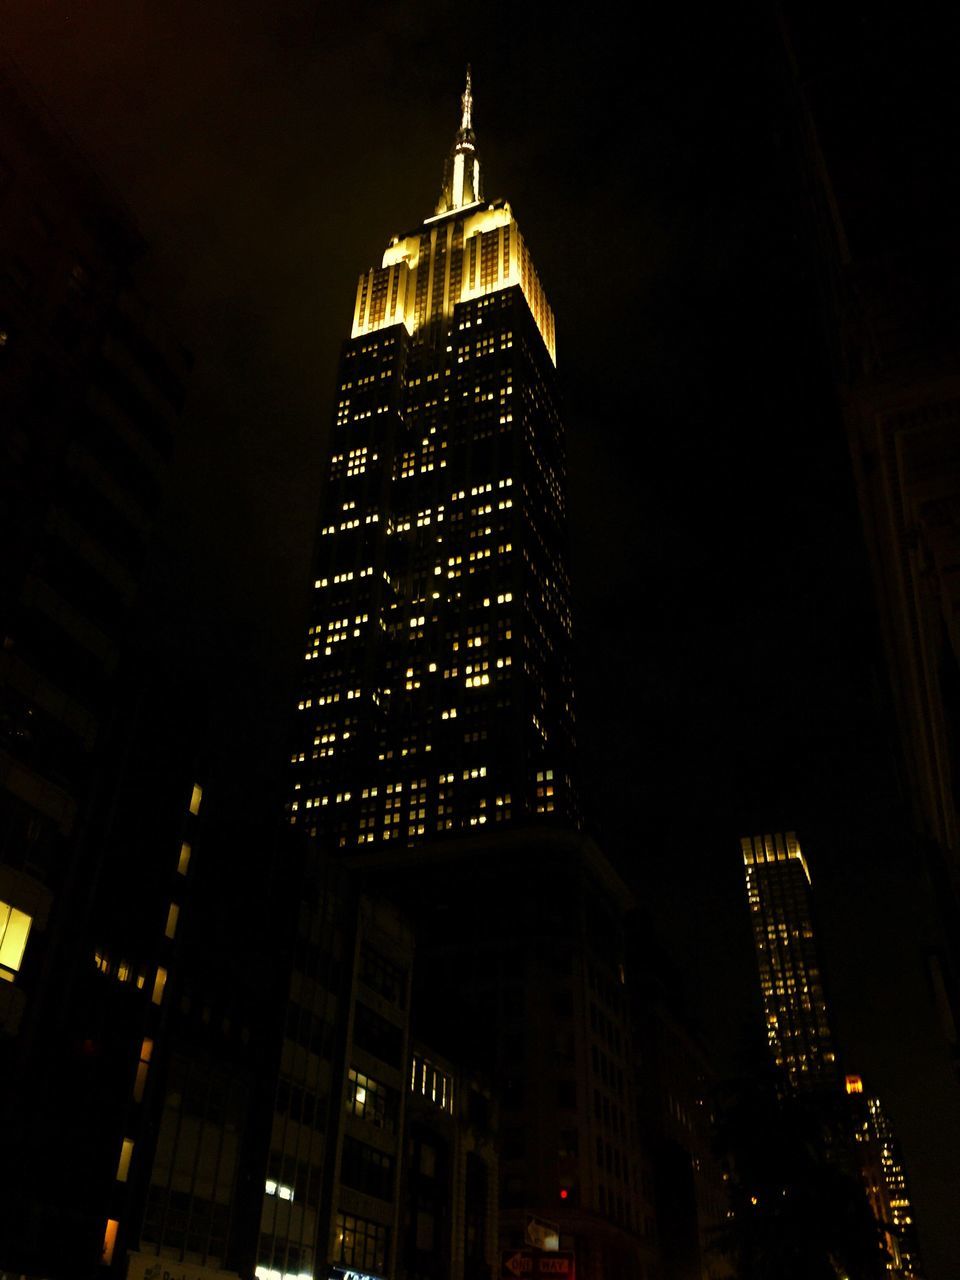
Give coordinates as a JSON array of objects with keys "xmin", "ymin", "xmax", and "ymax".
[
  {"xmin": 188, "ymin": 783, "xmax": 203, "ymax": 815},
  {"xmin": 101, "ymin": 1219, "xmax": 119, "ymax": 1265},
  {"xmin": 133, "ymin": 1038, "xmax": 153, "ymax": 1102},
  {"xmin": 177, "ymin": 842, "xmax": 191, "ymax": 875},
  {"xmin": 151, "ymin": 966, "xmax": 167, "ymax": 1006},
  {"xmin": 0, "ymin": 901, "xmax": 32, "ymax": 980},
  {"xmin": 264, "ymin": 1178, "xmax": 295, "ymax": 1201},
  {"xmin": 115, "ymin": 1138, "xmax": 134, "ymax": 1182},
  {"xmin": 164, "ymin": 904, "xmax": 179, "ymax": 940}
]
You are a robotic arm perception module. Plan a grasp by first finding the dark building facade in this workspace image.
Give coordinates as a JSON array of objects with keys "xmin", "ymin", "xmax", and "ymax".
[
  {"xmin": 628, "ymin": 939, "xmax": 731, "ymax": 1280},
  {"xmin": 775, "ymin": 5, "xmax": 960, "ymax": 1083},
  {"xmin": 0, "ymin": 62, "xmax": 191, "ymax": 1276}
]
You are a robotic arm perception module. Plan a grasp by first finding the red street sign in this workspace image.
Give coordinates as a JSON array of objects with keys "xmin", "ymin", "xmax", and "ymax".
[{"xmin": 501, "ymin": 1251, "xmax": 575, "ymax": 1279}]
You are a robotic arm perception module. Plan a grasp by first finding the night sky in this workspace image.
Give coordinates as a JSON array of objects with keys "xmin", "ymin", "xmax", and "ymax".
[{"xmin": 5, "ymin": 3, "xmax": 958, "ymax": 1274}]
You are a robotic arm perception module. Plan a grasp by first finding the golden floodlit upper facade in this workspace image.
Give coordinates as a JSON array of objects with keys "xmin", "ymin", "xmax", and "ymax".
[{"xmin": 351, "ymin": 69, "xmax": 557, "ymax": 364}]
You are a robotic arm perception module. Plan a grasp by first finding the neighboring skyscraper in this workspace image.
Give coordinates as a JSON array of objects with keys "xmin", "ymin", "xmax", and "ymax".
[
  {"xmin": 742, "ymin": 837, "xmax": 926, "ymax": 1276},
  {"xmin": 845, "ymin": 1075, "xmax": 925, "ymax": 1280},
  {"xmin": 741, "ymin": 832, "xmax": 837, "ymax": 1088}
]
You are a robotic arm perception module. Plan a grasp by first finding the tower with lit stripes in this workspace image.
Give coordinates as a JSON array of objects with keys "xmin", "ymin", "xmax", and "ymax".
[{"xmin": 741, "ymin": 832, "xmax": 838, "ymax": 1088}]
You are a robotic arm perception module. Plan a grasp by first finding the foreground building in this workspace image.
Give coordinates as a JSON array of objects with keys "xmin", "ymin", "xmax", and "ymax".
[
  {"xmin": 0, "ymin": 62, "xmax": 192, "ymax": 1275},
  {"xmin": 281, "ymin": 71, "xmax": 658, "ymax": 1280}
]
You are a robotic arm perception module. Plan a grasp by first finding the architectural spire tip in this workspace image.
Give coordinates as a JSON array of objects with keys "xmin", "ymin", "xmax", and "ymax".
[
  {"xmin": 461, "ymin": 64, "xmax": 473, "ymax": 132},
  {"xmin": 435, "ymin": 63, "xmax": 482, "ymax": 215}
]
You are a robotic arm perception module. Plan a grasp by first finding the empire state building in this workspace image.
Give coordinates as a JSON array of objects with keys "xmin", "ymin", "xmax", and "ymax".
[
  {"xmin": 288, "ymin": 67, "xmax": 578, "ymax": 849},
  {"xmin": 280, "ymin": 73, "xmax": 657, "ymax": 1280}
]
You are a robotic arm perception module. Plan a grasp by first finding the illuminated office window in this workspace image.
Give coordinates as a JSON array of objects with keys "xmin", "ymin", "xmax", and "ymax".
[
  {"xmin": 101, "ymin": 1219, "xmax": 119, "ymax": 1265},
  {"xmin": 151, "ymin": 966, "xmax": 167, "ymax": 1006},
  {"xmin": 177, "ymin": 842, "xmax": 191, "ymax": 875},
  {"xmin": 115, "ymin": 1138, "xmax": 134, "ymax": 1182},
  {"xmin": 133, "ymin": 1038, "xmax": 153, "ymax": 1102},
  {"xmin": 0, "ymin": 901, "xmax": 32, "ymax": 980}
]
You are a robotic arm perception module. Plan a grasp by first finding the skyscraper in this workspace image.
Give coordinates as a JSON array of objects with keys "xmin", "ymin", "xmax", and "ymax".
[
  {"xmin": 845, "ymin": 1076, "xmax": 924, "ymax": 1279},
  {"xmin": 287, "ymin": 67, "xmax": 576, "ymax": 850},
  {"xmin": 273, "ymin": 73, "xmax": 659, "ymax": 1280},
  {"xmin": 741, "ymin": 832, "xmax": 838, "ymax": 1088}
]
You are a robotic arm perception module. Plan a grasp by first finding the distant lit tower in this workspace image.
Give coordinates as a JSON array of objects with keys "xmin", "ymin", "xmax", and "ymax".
[
  {"xmin": 845, "ymin": 1075, "xmax": 925, "ymax": 1280},
  {"xmin": 741, "ymin": 832, "xmax": 838, "ymax": 1088}
]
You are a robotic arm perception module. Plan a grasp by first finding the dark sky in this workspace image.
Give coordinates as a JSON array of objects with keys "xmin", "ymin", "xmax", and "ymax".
[{"xmin": 5, "ymin": 2, "xmax": 959, "ymax": 1273}]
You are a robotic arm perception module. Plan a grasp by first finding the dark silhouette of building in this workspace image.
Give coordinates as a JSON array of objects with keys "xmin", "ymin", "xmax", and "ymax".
[
  {"xmin": 400, "ymin": 1042, "xmax": 498, "ymax": 1280},
  {"xmin": 628, "ymin": 933, "xmax": 732, "ymax": 1280},
  {"xmin": 775, "ymin": 3, "xmax": 960, "ymax": 1081},
  {"xmin": 0, "ymin": 61, "xmax": 192, "ymax": 1277}
]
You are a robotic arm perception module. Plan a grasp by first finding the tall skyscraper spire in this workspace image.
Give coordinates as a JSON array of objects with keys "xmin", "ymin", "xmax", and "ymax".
[
  {"xmin": 460, "ymin": 63, "xmax": 473, "ymax": 130},
  {"xmin": 436, "ymin": 65, "xmax": 482, "ymax": 215}
]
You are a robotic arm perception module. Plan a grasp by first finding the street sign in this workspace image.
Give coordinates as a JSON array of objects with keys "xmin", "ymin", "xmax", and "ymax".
[
  {"xmin": 501, "ymin": 1251, "xmax": 575, "ymax": 1279},
  {"xmin": 525, "ymin": 1214, "xmax": 560, "ymax": 1251}
]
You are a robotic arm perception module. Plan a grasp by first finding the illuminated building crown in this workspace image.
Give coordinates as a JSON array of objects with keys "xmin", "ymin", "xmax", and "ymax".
[{"xmin": 351, "ymin": 68, "xmax": 556, "ymax": 364}]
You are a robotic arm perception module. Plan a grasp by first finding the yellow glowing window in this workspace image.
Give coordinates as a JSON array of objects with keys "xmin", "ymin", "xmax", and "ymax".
[
  {"xmin": 164, "ymin": 903, "xmax": 179, "ymax": 940},
  {"xmin": 845, "ymin": 1075, "xmax": 863, "ymax": 1095},
  {"xmin": 101, "ymin": 1218, "xmax": 119, "ymax": 1265},
  {"xmin": 177, "ymin": 842, "xmax": 191, "ymax": 875},
  {"xmin": 151, "ymin": 966, "xmax": 167, "ymax": 1006},
  {"xmin": 133, "ymin": 1037, "xmax": 153, "ymax": 1102},
  {"xmin": 115, "ymin": 1138, "xmax": 134, "ymax": 1182},
  {"xmin": 188, "ymin": 783, "xmax": 203, "ymax": 815},
  {"xmin": 0, "ymin": 901, "xmax": 32, "ymax": 980}
]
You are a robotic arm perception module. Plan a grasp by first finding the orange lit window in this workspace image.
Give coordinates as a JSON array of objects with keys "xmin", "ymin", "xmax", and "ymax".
[
  {"xmin": 177, "ymin": 842, "xmax": 191, "ymax": 875},
  {"xmin": 164, "ymin": 904, "xmax": 179, "ymax": 940},
  {"xmin": 189, "ymin": 784, "xmax": 203, "ymax": 815},
  {"xmin": 101, "ymin": 1218, "xmax": 119, "ymax": 1265},
  {"xmin": 133, "ymin": 1038, "xmax": 153, "ymax": 1102},
  {"xmin": 845, "ymin": 1075, "xmax": 863, "ymax": 1095}
]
